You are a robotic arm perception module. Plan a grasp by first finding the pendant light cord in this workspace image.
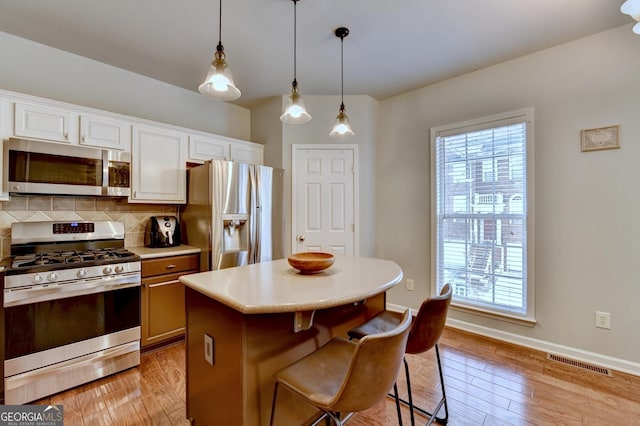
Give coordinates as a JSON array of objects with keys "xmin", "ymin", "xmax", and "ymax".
[
  {"xmin": 340, "ymin": 34, "xmax": 344, "ymax": 108},
  {"xmin": 217, "ymin": 0, "xmax": 223, "ymax": 52},
  {"xmin": 334, "ymin": 27, "xmax": 350, "ymax": 111},
  {"xmin": 293, "ymin": 0, "xmax": 298, "ymax": 86}
]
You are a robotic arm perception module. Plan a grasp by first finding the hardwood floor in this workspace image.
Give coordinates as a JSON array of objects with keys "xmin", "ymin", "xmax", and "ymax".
[{"xmin": 34, "ymin": 328, "xmax": 640, "ymax": 425}]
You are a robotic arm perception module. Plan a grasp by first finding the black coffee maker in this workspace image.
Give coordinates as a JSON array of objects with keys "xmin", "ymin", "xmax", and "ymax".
[{"xmin": 145, "ymin": 216, "xmax": 181, "ymax": 248}]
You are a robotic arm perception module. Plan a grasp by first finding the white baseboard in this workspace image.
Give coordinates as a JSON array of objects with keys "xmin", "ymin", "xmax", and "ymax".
[{"xmin": 386, "ymin": 302, "xmax": 640, "ymax": 377}]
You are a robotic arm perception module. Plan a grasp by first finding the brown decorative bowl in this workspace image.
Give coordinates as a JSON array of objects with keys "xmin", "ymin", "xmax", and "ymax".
[{"xmin": 288, "ymin": 252, "xmax": 335, "ymax": 274}]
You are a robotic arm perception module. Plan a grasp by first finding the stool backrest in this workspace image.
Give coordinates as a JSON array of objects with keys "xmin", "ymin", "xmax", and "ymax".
[
  {"xmin": 405, "ymin": 284, "xmax": 452, "ymax": 355},
  {"xmin": 331, "ymin": 309, "xmax": 412, "ymax": 413}
]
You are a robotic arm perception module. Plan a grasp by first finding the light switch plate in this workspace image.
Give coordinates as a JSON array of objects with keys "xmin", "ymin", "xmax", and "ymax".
[
  {"xmin": 204, "ymin": 334, "xmax": 214, "ymax": 365},
  {"xmin": 595, "ymin": 311, "xmax": 611, "ymax": 330}
]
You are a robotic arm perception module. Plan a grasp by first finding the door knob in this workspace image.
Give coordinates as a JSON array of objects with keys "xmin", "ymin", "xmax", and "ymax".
[{"xmin": 297, "ymin": 235, "xmax": 305, "ymax": 242}]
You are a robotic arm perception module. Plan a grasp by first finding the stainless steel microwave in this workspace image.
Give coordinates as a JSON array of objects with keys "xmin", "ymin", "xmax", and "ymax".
[{"xmin": 4, "ymin": 138, "xmax": 131, "ymax": 197}]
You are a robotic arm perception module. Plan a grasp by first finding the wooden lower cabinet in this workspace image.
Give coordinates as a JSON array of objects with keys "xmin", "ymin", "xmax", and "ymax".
[{"xmin": 141, "ymin": 253, "xmax": 199, "ymax": 350}]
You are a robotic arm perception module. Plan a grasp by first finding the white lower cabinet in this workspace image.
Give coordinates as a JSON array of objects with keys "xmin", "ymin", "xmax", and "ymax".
[{"xmin": 131, "ymin": 124, "xmax": 187, "ymax": 203}]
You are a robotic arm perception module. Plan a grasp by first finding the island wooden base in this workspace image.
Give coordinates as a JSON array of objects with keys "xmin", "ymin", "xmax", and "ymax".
[{"xmin": 185, "ymin": 287, "xmax": 385, "ymax": 425}]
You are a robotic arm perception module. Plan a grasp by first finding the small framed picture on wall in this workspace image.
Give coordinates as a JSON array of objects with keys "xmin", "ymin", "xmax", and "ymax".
[{"xmin": 580, "ymin": 125, "xmax": 620, "ymax": 152}]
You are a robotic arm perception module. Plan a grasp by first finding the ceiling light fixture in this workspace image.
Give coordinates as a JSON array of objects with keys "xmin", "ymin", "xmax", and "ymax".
[
  {"xmin": 199, "ymin": 0, "xmax": 241, "ymax": 101},
  {"xmin": 330, "ymin": 27, "xmax": 355, "ymax": 137},
  {"xmin": 280, "ymin": 0, "xmax": 311, "ymax": 124},
  {"xmin": 621, "ymin": 0, "xmax": 640, "ymax": 34}
]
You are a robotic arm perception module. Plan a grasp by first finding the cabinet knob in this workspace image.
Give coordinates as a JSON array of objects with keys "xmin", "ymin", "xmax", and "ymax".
[
  {"xmin": 297, "ymin": 235, "xmax": 305, "ymax": 242},
  {"xmin": 64, "ymin": 132, "xmax": 69, "ymax": 140}
]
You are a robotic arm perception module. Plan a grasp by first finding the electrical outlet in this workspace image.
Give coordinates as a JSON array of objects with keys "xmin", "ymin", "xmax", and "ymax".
[
  {"xmin": 595, "ymin": 311, "xmax": 611, "ymax": 330},
  {"xmin": 204, "ymin": 334, "xmax": 214, "ymax": 365},
  {"xmin": 406, "ymin": 279, "xmax": 415, "ymax": 291}
]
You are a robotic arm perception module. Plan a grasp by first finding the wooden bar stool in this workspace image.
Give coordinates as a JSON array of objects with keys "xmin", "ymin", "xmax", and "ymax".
[
  {"xmin": 347, "ymin": 284, "xmax": 452, "ymax": 425},
  {"xmin": 269, "ymin": 309, "xmax": 412, "ymax": 425}
]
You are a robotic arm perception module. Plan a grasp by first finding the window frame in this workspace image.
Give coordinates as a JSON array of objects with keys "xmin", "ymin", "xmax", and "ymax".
[{"xmin": 430, "ymin": 108, "xmax": 536, "ymax": 324}]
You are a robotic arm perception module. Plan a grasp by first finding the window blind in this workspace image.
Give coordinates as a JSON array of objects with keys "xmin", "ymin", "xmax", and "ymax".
[{"xmin": 433, "ymin": 114, "xmax": 529, "ymax": 316}]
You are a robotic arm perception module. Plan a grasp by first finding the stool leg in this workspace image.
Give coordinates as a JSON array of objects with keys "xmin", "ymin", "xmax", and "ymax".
[
  {"xmin": 434, "ymin": 344, "xmax": 449, "ymax": 424},
  {"xmin": 393, "ymin": 382, "xmax": 403, "ymax": 425},
  {"xmin": 269, "ymin": 383, "xmax": 279, "ymax": 426},
  {"xmin": 325, "ymin": 411, "xmax": 343, "ymax": 426},
  {"xmin": 404, "ymin": 357, "xmax": 416, "ymax": 426}
]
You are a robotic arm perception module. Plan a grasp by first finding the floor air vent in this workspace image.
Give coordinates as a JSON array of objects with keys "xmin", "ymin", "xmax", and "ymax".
[{"xmin": 546, "ymin": 353, "xmax": 613, "ymax": 377}]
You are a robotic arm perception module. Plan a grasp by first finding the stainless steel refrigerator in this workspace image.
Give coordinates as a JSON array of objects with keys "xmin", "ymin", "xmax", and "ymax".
[{"xmin": 181, "ymin": 160, "xmax": 284, "ymax": 271}]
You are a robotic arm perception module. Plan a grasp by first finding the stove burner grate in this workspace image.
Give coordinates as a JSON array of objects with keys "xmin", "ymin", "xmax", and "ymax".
[{"xmin": 10, "ymin": 248, "xmax": 138, "ymax": 270}]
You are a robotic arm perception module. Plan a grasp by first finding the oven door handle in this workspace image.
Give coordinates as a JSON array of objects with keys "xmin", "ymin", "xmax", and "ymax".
[{"xmin": 3, "ymin": 274, "xmax": 141, "ymax": 308}]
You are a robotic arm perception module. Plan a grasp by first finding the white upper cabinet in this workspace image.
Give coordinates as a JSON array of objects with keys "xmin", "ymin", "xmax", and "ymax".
[
  {"xmin": 188, "ymin": 133, "xmax": 264, "ymax": 165},
  {"xmin": 130, "ymin": 124, "xmax": 187, "ymax": 204},
  {"xmin": 14, "ymin": 102, "xmax": 76, "ymax": 143},
  {"xmin": 80, "ymin": 114, "xmax": 131, "ymax": 151},
  {"xmin": 188, "ymin": 134, "xmax": 230, "ymax": 162},
  {"xmin": 0, "ymin": 98, "xmax": 9, "ymax": 201},
  {"xmin": 2, "ymin": 89, "xmax": 258, "ymax": 204},
  {"xmin": 230, "ymin": 140, "xmax": 264, "ymax": 165},
  {"xmin": 0, "ymin": 98, "xmax": 10, "ymax": 139}
]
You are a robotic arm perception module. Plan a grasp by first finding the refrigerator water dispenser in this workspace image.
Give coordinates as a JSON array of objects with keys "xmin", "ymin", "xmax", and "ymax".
[{"xmin": 218, "ymin": 215, "xmax": 249, "ymax": 269}]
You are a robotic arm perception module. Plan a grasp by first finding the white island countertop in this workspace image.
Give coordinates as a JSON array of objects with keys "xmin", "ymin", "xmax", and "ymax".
[{"xmin": 179, "ymin": 255, "xmax": 403, "ymax": 314}]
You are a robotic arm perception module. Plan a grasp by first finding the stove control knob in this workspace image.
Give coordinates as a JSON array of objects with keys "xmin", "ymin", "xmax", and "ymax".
[
  {"xmin": 33, "ymin": 274, "xmax": 43, "ymax": 284},
  {"xmin": 48, "ymin": 272, "xmax": 59, "ymax": 282},
  {"xmin": 115, "ymin": 265, "xmax": 125, "ymax": 273},
  {"xmin": 77, "ymin": 269, "xmax": 87, "ymax": 278},
  {"xmin": 103, "ymin": 266, "xmax": 113, "ymax": 275}
]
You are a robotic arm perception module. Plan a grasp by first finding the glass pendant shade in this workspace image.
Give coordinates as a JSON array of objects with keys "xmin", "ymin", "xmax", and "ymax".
[
  {"xmin": 330, "ymin": 104, "xmax": 354, "ymax": 137},
  {"xmin": 199, "ymin": 49, "xmax": 241, "ymax": 101},
  {"xmin": 621, "ymin": 0, "xmax": 640, "ymax": 18},
  {"xmin": 621, "ymin": 0, "xmax": 640, "ymax": 34},
  {"xmin": 281, "ymin": 83, "xmax": 311, "ymax": 124}
]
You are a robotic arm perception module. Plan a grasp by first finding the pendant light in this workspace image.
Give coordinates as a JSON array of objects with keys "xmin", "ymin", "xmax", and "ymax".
[
  {"xmin": 621, "ymin": 0, "xmax": 640, "ymax": 34},
  {"xmin": 330, "ymin": 27, "xmax": 355, "ymax": 137},
  {"xmin": 280, "ymin": 0, "xmax": 312, "ymax": 124},
  {"xmin": 199, "ymin": 0, "xmax": 241, "ymax": 101}
]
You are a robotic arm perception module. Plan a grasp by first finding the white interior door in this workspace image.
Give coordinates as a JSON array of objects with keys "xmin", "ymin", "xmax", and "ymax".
[{"xmin": 292, "ymin": 145, "xmax": 358, "ymax": 255}]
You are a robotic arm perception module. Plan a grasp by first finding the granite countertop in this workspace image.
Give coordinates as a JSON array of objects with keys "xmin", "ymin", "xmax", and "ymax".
[
  {"xmin": 128, "ymin": 244, "xmax": 201, "ymax": 259},
  {"xmin": 179, "ymin": 255, "xmax": 403, "ymax": 314}
]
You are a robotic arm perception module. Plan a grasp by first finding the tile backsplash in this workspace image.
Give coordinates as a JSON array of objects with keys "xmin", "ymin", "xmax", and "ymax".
[{"xmin": 0, "ymin": 195, "xmax": 179, "ymax": 258}]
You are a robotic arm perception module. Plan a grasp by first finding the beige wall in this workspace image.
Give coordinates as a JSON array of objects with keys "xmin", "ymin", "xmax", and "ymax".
[
  {"xmin": 377, "ymin": 24, "xmax": 640, "ymax": 367},
  {"xmin": 251, "ymin": 97, "xmax": 284, "ymax": 169}
]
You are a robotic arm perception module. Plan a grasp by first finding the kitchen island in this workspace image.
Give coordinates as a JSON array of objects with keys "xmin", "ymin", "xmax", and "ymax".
[{"xmin": 179, "ymin": 255, "xmax": 403, "ymax": 425}]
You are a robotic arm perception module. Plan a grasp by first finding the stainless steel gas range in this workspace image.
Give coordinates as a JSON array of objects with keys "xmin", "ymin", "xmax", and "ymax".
[{"xmin": 2, "ymin": 220, "xmax": 141, "ymax": 404}]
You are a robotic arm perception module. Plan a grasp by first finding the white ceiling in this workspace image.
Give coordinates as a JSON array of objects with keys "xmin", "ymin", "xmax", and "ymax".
[{"xmin": 0, "ymin": 0, "xmax": 632, "ymax": 108}]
